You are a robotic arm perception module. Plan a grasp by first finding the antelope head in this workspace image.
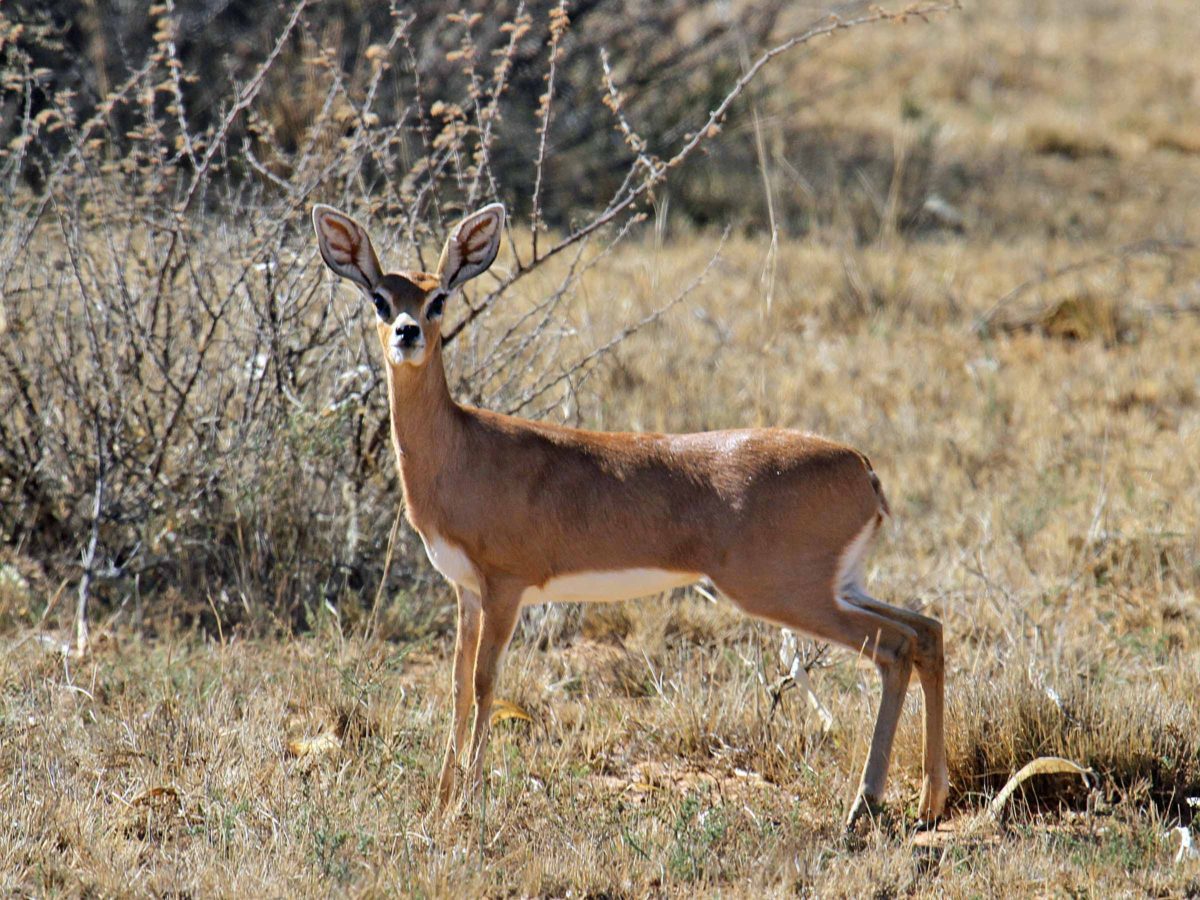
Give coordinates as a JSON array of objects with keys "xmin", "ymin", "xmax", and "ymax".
[{"xmin": 312, "ymin": 203, "xmax": 505, "ymax": 369}]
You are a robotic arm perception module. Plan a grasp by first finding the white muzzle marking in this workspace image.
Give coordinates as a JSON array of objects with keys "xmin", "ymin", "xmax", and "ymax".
[{"xmin": 389, "ymin": 312, "xmax": 426, "ymax": 366}]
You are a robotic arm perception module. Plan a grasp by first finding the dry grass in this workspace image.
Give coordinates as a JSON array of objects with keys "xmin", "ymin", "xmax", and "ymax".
[
  {"xmin": 4, "ymin": 0, "xmax": 1200, "ymax": 895},
  {"xmin": 4, "ymin": 220, "xmax": 1198, "ymax": 893}
]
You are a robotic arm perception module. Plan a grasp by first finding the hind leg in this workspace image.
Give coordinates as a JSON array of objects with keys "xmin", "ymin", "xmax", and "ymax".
[
  {"xmin": 843, "ymin": 586, "xmax": 947, "ymax": 824},
  {"xmin": 722, "ymin": 585, "xmax": 918, "ymax": 828},
  {"xmin": 842, "ymin": 606, "xmax": 915, "ymax": 827}
]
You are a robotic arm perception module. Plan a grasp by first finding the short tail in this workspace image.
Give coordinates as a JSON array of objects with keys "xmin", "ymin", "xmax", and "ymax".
[{"xmin": 860, "ymin": 453, "xmax": 891, "ymax": 519}]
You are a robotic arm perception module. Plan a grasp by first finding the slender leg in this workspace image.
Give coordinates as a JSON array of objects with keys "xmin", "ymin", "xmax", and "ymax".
[
  {"xmin": 437, "ymin": 586, "xmax": 482, "ymax": 811},
  {"xmin": 843, "ymin": 587, "xmax": 947, "ymax": 823},
  {"xmin": 846, "ymin": 642, "xmax": 913, "ymax": 827},
  {"xmin": 467, "ymin": 583, "xmax": 524, "ymax": 789},
  {"xmin": 725, "ymin": 586, "xmax": 918, "ymax": 828}
]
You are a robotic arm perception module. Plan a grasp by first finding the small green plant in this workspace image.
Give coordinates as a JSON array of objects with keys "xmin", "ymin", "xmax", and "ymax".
[{"xmin": 668, "ymin": 791, "xmax": 730, "ymax": 882}]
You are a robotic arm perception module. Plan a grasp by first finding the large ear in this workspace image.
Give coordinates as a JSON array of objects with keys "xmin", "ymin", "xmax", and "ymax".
[
  {"xmin": 436, "ymin": 203, "xmax": 505, "ymax": 291},
  {"xmin": 311, "ymin": 204, "xmax": 384, "ymax": 291}
]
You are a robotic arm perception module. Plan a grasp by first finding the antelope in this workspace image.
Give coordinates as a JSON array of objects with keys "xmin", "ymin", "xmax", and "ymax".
[{"xmin": 311, "ymin": 202, "xmax": 948, "ymax": 828}]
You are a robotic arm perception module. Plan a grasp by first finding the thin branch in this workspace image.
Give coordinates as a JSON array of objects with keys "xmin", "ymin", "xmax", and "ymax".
[
  {"xmin": 509, "ymin": 228, "xmax": 730, "ymax": 416},
  {"xmin": 444, "ymin": 1, "xmax": 960, "ymax": 345}
]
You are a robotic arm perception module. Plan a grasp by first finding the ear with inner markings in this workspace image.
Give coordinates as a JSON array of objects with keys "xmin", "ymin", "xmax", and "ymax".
[
  {"xmin": 437, "ymin": 203, "xmax": 505, "ymax": 292},
  {"xmin": 311, "ymin": 204, "xmax": 384, "ymax": 291}
]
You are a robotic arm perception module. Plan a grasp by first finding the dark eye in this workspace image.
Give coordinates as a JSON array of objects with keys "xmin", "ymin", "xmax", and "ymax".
[
  {"xmin": 425, "ymin": 293, "xmax": 445, "ymax": 320},
  {"xmin": 371, "ymin": 291, "xmax": 390, "ymax": 319}
]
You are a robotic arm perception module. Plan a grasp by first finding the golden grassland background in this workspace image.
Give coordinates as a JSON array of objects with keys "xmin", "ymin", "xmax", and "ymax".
[{"xmin": 2, "ymin": 0, "xmax": 1199, "ymax": 894}]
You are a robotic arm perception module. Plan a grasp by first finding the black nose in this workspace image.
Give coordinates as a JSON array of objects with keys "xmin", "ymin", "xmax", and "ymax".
[{"xmin": 396, "ymin": 323, "xmax": 421, "ymax": 346}]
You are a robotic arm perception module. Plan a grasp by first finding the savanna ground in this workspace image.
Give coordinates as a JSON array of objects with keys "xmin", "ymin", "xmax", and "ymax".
[{"xmin": 2, "ymin": 0, "xmax": 1200, "ymax": 895}]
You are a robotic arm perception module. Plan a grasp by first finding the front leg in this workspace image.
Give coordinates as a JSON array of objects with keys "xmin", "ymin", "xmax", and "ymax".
[
  {"xmin": 467, "ymin": 581, "xmax": 524, "ymax": 791},
  {"xmin": 437, "ymin": 585, "xmax": 482, "ymax": 811}
]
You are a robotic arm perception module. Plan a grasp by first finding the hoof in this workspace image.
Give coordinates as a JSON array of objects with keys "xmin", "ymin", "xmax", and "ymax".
[
  {"xmin": 845, "ymin": 793, "xmax": 885, "ymax": 832},
  {"xmin": 436, "ymin": 769, "xmax": 458, "ymax": 814},
  {"xmin": 912, "ymin": 815, "xmax": 941, "ymax": 833},
  {"xmin": 918, "ymin": 773, "xmax": 949, "ymax": 825}
]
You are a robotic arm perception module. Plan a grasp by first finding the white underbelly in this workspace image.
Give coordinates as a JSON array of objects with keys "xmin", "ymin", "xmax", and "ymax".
[
  {"xmin": 418, "ymin": 531, "xmax": 698, "ymax": 604},
  {"xmin": 521, "ymin": 568, "xmax": 700, "ymax": 606}
]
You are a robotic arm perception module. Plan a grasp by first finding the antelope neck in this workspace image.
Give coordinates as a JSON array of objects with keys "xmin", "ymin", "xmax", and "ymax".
[{"xmin": 384, "ymin": 343, "xmax": 460, "ymax": 463}]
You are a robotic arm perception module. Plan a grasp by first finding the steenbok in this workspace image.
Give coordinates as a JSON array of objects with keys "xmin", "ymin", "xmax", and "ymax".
[{"xmin": 312, "ymin": 203, "xmax": 947, "ymax": 827}]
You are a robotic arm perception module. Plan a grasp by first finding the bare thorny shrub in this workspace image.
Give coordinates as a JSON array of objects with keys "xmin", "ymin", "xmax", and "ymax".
[{"xmin": 0, "ymin": 2, "xmax": 957, "ymax": 646}]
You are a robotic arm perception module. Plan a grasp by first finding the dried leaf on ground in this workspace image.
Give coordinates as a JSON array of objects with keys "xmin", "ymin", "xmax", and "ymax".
[
  {"xmin": 287, "ymin": 730, "xmax": 341, "ymax": 758},
  {"xmin": 490, "ymin": 698, "xmax": 534, "ymax": 726},
  {"xmin": 989, "ymin": 757, "xmax": 1095, "ymax": 820}
]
